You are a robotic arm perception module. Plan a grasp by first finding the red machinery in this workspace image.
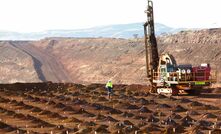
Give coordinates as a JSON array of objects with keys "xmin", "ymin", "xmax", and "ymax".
[{"xmin": 192, "ymin": 64, "xmax": 211, "ymax": 81}]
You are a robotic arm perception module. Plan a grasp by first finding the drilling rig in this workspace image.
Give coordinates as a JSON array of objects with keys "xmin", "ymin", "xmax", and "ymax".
[{"xmin": 144, "ymin": 0, "xmax": 217, "ymax": 95}]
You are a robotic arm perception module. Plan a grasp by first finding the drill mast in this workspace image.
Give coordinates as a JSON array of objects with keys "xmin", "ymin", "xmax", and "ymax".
[{"xmin": 144, "ymin": 0, "xmax": 159, "ymax": 80}]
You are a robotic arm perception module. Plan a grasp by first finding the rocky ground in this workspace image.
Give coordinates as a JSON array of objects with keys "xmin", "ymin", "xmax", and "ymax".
[{"xmin": 0, "ymin": 83, "xmax": 221, "ymax": 133}]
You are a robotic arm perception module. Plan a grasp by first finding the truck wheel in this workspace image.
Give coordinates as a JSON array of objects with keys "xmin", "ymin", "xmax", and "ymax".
[
  {"xmin": 150, "ymin": 83, "xmax": 157, "ymax": 93},
  {"xmin": 172, "ymin": 88, "xmax": 179, "ymax": 96},
  {"xmin": 185, "ymin": 89, "xmax": 201, "ymax": 95},
  {"xmin": 171, "ymin": 85, "xmax": 179, "ymax": 96}
]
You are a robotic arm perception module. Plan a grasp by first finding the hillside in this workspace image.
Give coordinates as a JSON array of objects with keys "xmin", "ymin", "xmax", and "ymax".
[
  {"xmin": 33, "ymin": 38, "xmax": 147, "ymax": 84},
  {"xmin": 0, "ymin": 42, "xmax": 40, "ymax": 83},
  {"xmin": 0, "ymin": 28, "xmax": 221, "ymax": 84}
]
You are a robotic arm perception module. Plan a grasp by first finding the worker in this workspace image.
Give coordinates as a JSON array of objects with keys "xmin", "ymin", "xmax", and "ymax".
[{"xmin": 105, "ymin": 80, "xmax": 113, "ymax": 99}]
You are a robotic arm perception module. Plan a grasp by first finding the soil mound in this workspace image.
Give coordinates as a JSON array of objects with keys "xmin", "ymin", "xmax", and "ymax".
[
  {"xmin": 139, "ymin": 106, "xmax": 152, "ymax": 113},
  {"xmin": 6, "ymin": 110, "xmax": 16, "ymax": 116},
  {"xmin": 96, "ymin": 114, "xmax": 106, "ymax": 120},
  {"xmin": 189, "ymin": 101, "xmax": 203, "ymax": 106},
  {"xmin": 39, "ymin": 110, "xmax": 52, "ymax": 115},
  {"xmin": 180, "ymin": 115, "xmax": 195, "ymax": 126},
  {"xmin": 33, "ymin": 97, "xmax": 40, "ymax": 102},
  {"xmin": 188, "ymin": 110, "xmax": 200, "ymax": 116},
  {"xmin": 0, "ymin": 97, "xmax": 10, "ymax": 103},
  {"xmin": 91, "ymin": 103, "xmax": 103, "ymax": 110},
  {"xmin": 169, "ymin": 113, "xmax": 182, "ymax": 119},
  {"xmin": 203, "ymin": 104, "xmax": 219, "ymax": 110},
  {"xmin": 13, "ymin": 113, "xmax": 27, "ymax": 119},
  {"xmin": 23, "ymin": 104, "xmax": 34, "ymax": 110},
  {"xmin": 161, "ymin": 117, "xmax": 177, "ymax": 126},
  {"xmin": 109, "ymin": 108, "xmax": 122, "ymax": 114},
  {"xmin": 153, "ymin": 111, "xmax": 166, "ymax": 117},
  {"xmin": 47, "ymin": 100, "xmax": 56, "ymax": 105},
  {"xmin": 55, "ymin": 103, "xmax": 66, "ymax": 109},
  {"xmin": 70, "ymin": 117, "xmax": 82, "ymax": 123},
  {"xmin": 72, "ymin": 91, "xmax": 81, "ymax": 96},
  {"xmin": 82, "ymin": 121, "xmax": 96, "ymax": 127},
  {"xmin": 157, "ymin": 103, "xmax": 171, "ymax": 108},
  {"xmin": 163, "ymin": 126, "xmax": 174, "ymax": 134},
  {"xmin": 163, "ymin": 125, "xmax": 185, "ymax": 134},
  {"xmin": 180, "ymin": 98, "xmax": 192, "ymax": 103},
  {"xmin": 95, "ymin": 125, "xmax": 109, "ymax": 133},
  {"xmin": 114, "ymin": 122, "xmax": 126, "ymax": 129},
  {"xmin": 139, "ymin": 98, "xmax": 149, "ymax": 105},
  {"xmin": 105, "ymin": 116, "xmax": 119, "ymax": 122},
  {"xmin": 31, "ymin": 107, "xmax": 42, "ymax": 112},
  {"xmin": 50, "ymin": 113, "xmax": 63, "ymax": 119},
  {"xmin": 77, "ymin": 128, "xmax": 93, "ymax": 134},
  {"xmin": 134, "ymin": 115, "xmax": 146, "ymax": 120},
  {"xmin": 173, "ymin": 105, "xmax": 187, "ymax": 112},
  {"xmin": 146, "ymin": 115, "xmax": 159, "ymax": 123},
  {"xmin": 83, "ymin": 111, "xmax": 96, "ymax": 117},
  {"xmin": 123, "ymin": 125, "xmax": 139, "ymax": 133},
  {"xmin": 97, "ymin": 96, "xmax": 108, "ymax": 102},
  {"xmin": 26, "ymin": 95, "xmax": 34, "ymax": 100},
  {"xmin": 197, "ymin": 120, "xmax": 214, "ymax": 127},
  {"xmin": 122, "ymin": 112, "xmax": 134, "ymax": 118},
  {"xmin": 73, "ymin": 99, "xmax": 88, "ymax": 105},
  {"xmin": 126, "ymin": 104, "xmax": 139, "ymax": 110},
  {"xmin": 63, "ymin": 106, "xmax": 75, "ymax": 112},
  {"xmin": 181, "ymin": 115, "xmax": 195, "ymax": 122},
  {"xmin": 9, "ymin": 100, "xmax": 17, "ymax": 105},
  {"xmin": 141, "ymin": 123, "xmax": 161, "ymax": 132},
  {"xmin": 202, "ymin": 113, "xmax": 217, "ymax": 118},
  {"xmin": 122, "ymin": 120, "xmax": 134, "ymax": 126},
  {"xmin": 188, "ymin": 125, "xmax": 204, "ymax": 134},
  {"xmin": 15, "ymin": 101, "xmax": 25, "ymax": 106}
]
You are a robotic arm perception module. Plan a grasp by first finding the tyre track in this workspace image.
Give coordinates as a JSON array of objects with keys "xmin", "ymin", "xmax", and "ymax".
[
  {"xmin": 10, "ymin": 42, "xmax": 72, "ymax": 82},
  {"xmin": 9, "ymin": 42, "xmax": 47, "ymax": 82}
]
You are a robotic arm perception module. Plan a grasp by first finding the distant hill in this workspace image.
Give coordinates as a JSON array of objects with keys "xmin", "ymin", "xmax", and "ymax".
[{"xmin": 0, "ymin": 23, "xmax": 185, "ymax": 40}]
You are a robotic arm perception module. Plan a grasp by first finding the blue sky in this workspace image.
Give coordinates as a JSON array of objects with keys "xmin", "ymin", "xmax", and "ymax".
[{"xmin": 0, "ymin": 0, "xmax": 220, "ymax": 32}]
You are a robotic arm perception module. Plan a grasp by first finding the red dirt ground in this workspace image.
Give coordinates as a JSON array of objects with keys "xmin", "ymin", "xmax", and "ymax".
[{"xmin": 0, "ymin": 83, "xmax": 221, "ymax": 134}]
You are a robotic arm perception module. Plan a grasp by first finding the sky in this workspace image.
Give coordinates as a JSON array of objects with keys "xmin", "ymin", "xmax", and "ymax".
[{"xmin": 0, "ymin": 0, "xmax": 220, "ymax": 33}]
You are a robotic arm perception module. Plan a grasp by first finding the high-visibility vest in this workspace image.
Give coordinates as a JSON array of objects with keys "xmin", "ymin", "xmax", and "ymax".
[{"xmin": 106, "ymin": 82, "xmax": 113, "ymax": 88}]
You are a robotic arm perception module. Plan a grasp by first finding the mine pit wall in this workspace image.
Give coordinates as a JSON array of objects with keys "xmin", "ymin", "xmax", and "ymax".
[
  {"xmin": 9, "ymin": 42, "xmax": 47, "ymax": 82},
  {"xmin": 33, "ymin": 38, "xmax": 149, "ymax": 85},
  {"xmin": 0, "ymin": 42, "xmax": 41, "ymax": 83}
]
